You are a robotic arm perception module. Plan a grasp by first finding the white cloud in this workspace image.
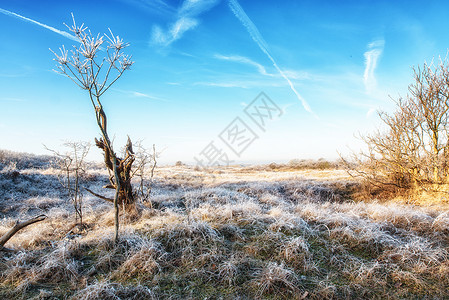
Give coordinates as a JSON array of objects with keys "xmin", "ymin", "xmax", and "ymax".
[
  {"xmin": 281, "ymin": 102, "xmax": 297, "ymax": 114},
  {"xmin": 151, "ymin": 0, "xmax": 220, "ymax": 46},
  {"xmin": 0, "ymin": 8, "xmax": 77, "ymax": 42},
  {"xmin": 119, "ymin": 0, "xmax": 175, "ymax": 15},
  {"xmin": 133, "ymin": 92, "xmax": 165, "ymax": 101},
  {"xmin": 131, "ymin": 91, "xmax": 151, "ymax": 97},
  {"xmin": 214, "ymin": 54, "xmax": 273, "ymax": 76},
  {"xmin": 194, "ymin": 78, "xmax": 287, "ymax": 89},
  {"xmin": 114, "ymin": 89, "xmax": 166, "ymax": 101},
  {"xmin": 214, "ymin": 54, "xmax": 312, "ymax": 83},
  {"xmin": 366, "ymin": 107, "xmax": 377, "ymax": 118},
  {"xmin": 282, "ymin": 70, "xmax": 310, "ymax": 80},
  {"xmin": 179, "ymin": 0, "xmax": 220, "ymax": 16},
  {"xmin": 368, "ymin": 40, "xmax": 385, "ymax": 48},
  {"xmin": 364, "ymin": 39, "xmax": 385, "ymax": 93},
  {"xmin": 194, "ymin": 81, "xmax": 250, "ymax": 88},
  {"xmin": 171, "ymin": 17, "xmax": 198, "ymax": 40},
  {"xmin": 0, "ymin": 72, "xmax": 27, "ymax": 78},
  {"xmin": 0, "ymin": 97, "xmax": 25, "ymax": 102},
  {"xmin": 152, "ymin": 17, "xmax": 198, "ymax": 45}
]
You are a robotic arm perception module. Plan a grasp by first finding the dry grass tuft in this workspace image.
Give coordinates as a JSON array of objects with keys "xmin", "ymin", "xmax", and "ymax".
[
  {"xmin": 112, "ymin": 238, "xmax": 162, "ymax": 281},
  {"xmin": 251, "ymin": 261, "xmax": 300, "ymax": 297},
  {"xmin": 71, "ymin": 281, "xmax": 155, "ymax": 300}
]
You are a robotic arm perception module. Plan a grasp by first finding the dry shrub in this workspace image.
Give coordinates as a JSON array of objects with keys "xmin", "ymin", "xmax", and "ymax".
[
  {"xmin": 267, "ymin": 207, "xmax": 310, "ymax": 233},
  {"xmin": 432, "ymin": 211, "xmax": 449, "ymax": 232},
  {"xmin": 2, "ymin": 250, "xmax": 39, "ymax": 289},
  {"xmin": 189, "ymin": 200, "xmax": 264, "ymax": 227},
  {"xmin": 78, "ymin": 228, "xmax": 158, "ymax": 277},
  {"xmin": 390, "ymin": 270, "xmax": 427, "ymax": 292},
  {"xmin": 350, "ymin": 261, "xmax": 388, "ymax": 287},
  {"xmin": 33, "ymin": 247, "xmax": 80, "ymax": 285},
  {"xmin": 157, "ymin": 220, "xmax": 221, "ymax": 250},
  {"xmin": 71, "ymin": 281, "xmax": 155, "ymax": 300},
  {"xmin": 2, "ymin": 241, "xmax": 82, "ymax": 294},
  {"xmin": 435, "ymin": 261, "xmax": 449, "ymax": 285},
  {"xmin": 218, "ymin": 256, "xmax": 240, "ymax": 285},
  {"xmin": 154, "ymin": 220, "xmax": 224, "ymax": 272},
  {"xmin": 251, "ymin": 261, "xmax": 300, "ymax": 297},
  {"xmin": 113, "ymin": 239, "xmax": 162, "ymax": 281},
  {"xmin": 217, "ymin": 223, "xmax": 245, "ymax": 242},
  {"xmin": 314, "ymin": 279, "xmax": 338, "ymax": 299},
  {"xmin": 259, "ymin": 191, "xmax": 281, "ymax": 203},
  {"xmin": 244, "ymin": 231, "xmax": 285, "ymax": 259},
  {"xmin": 280, "ymin": 236, "xmax": 310, "ymax": 266}
]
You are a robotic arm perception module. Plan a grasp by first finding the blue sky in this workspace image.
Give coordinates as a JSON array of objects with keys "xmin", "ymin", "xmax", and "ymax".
[{"xmin": 1, "ymin": 0, "xmax": 449, "ymax": 164}]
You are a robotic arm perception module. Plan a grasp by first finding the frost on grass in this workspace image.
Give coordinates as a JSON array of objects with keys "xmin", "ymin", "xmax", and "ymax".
[{"xmin": 0, "ymin": 151, "xmax": 448, "ymax": 299}]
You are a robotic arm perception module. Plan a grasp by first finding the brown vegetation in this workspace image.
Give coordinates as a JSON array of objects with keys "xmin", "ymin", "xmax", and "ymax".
[{"xmin": 0, "ymin": 152, "xmax": 448, "ymax": 299}]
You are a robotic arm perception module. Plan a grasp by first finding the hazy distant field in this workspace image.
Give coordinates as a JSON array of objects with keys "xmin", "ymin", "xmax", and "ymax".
[{"xmin": 0, "ymin": 151, "xmax": 448, "ymax": 299}]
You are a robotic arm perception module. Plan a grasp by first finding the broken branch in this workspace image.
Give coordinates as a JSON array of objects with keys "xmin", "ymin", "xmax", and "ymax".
[{"xmin": 0, "ymin": 215, "xmax": 47, "ymax": 249}]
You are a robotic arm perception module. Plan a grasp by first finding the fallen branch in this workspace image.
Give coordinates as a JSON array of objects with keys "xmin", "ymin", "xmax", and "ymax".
[
  {"xmin": 85, "ymin": 187, "xmax": 114, "ymax": 203},
  {"xmin": 0, "ymin": 214, "xmax": 47, "ymax": 249}
]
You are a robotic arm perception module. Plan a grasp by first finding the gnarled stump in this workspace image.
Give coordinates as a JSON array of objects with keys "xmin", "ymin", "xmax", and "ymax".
[{"xmin": 95, "ymin": 136, "xmax": 135, "ymax": 209}]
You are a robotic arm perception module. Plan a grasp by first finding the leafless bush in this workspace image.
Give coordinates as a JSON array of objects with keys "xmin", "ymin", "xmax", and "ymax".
[
  {"xmin": 346, "ymin": 58, "xmax": 449, "ymax": 194},
  {"xmin": 46, "ymin": 141, "xmax": 90, "ymax": 225},
  {"xmin": 131, "ymin": 143, "xmax": 158, "ymax": 207}
]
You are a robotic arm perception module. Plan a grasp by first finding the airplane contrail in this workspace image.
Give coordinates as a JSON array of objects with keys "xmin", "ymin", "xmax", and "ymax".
[
  {"xmin": 0, "ymin": 8, "xmax": 77, "ymax": 42},
  {"xmin": 228, "ymin": 0, "xmax": 315, "ymax": 116}
]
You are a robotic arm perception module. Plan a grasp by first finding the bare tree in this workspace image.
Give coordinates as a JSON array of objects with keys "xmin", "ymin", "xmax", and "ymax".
[
  {"xmin": 408, "ymin": 62, "xmax": 449, "ymax": 182},
  {"xmin": 51, "ymin": 15, "xmax": 134, "ymax": 242},
  {"xmin": 349, "ymin": 58, "xmax": 449, "ymax": 193},
  {"xmin": 45, "ymin": 141, "xmax": 90, "ymax": 226}
]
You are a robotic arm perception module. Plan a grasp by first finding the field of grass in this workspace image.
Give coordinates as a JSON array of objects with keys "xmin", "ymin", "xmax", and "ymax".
[{"xmin": 0, "ymin": 150, "xmax": 448, "ymax": 299}]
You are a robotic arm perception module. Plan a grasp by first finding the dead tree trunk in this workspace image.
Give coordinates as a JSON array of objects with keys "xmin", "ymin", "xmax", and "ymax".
[
  {"xmin": 0, "ymin": 215, "xmax": 47, "ymax": 250},
  {"xmin": 95, "ymin": 136, "xmax": 136, "ymax": 210},
  {"xmin": 89, "ymin": 101, "xmax": 136, "ymax": 243}
]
